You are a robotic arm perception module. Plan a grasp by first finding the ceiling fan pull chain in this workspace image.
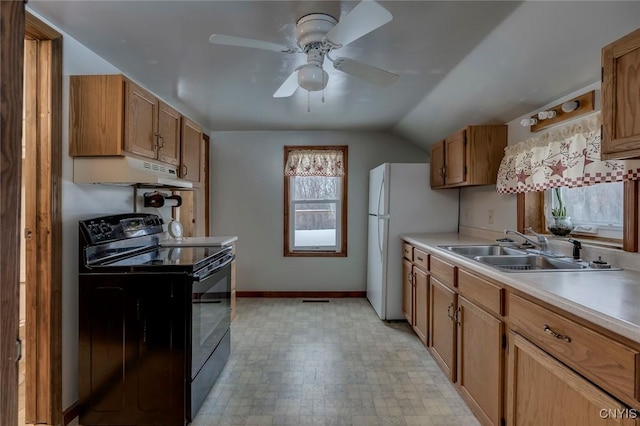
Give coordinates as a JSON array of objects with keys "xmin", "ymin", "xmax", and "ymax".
[
  {"xmin": 322, "ymin": 72, "xmax": 325, "ymax": 103},
  {"xmin": 307, "ymin": 91, "xmax": 311, "ymax": 113}
]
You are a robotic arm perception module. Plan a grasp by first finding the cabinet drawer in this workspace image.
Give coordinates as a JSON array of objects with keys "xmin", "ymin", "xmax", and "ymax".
[
  {"xmin": 413, "ymin": 248, "xmax": 429, "ymax": 271},
  {"xmin": 430, "ymin": 256, "xmax": 456, "ymax": 288},
  {"xmin": 458, "ymin": 269, "xmax": 503, "ymax": 316},
  {"xmin": 509, "ymin": 294, "xmax": 639, "ymax": 402},
  {"xmin": 402, "ymin": 242, "xmax": 413, "ymax": 260}
]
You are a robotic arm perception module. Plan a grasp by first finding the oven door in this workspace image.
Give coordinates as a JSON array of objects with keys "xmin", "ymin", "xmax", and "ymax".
[{"xmin": 191, "ymin": 256, "xmax": 232, "ymax": 378}]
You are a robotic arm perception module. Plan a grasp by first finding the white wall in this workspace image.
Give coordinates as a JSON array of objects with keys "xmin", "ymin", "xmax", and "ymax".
[
  {"xmin": 59, "ymin": 33, "xmax": 130, "ymax": 410},
  {"xmin": 459, "ymin": 82, "xmax": 601, "ymax": 233},
  {"xmin": 210, "ymin": 130, "xmax": 428, "ymax": 291}
]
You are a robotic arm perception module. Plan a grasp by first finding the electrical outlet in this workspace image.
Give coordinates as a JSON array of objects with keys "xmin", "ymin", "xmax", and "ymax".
[{"xmin": 488, "ymin": 209, "xmax": 495, "ymax": 225}]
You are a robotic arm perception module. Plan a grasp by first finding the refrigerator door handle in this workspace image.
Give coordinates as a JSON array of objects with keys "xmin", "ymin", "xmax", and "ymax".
[
  {"xmin": 377, "ymin": 173, "xmax": 385, "ymax": 216},
  {"xmin": 377, "ymin": 216, "xmax": 388, "ymax": 257}
]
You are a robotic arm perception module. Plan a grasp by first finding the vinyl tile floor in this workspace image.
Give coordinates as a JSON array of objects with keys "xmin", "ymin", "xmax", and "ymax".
[{"xmin": 193, "ymin": 298, "xmax": 479, "ymax": 426}]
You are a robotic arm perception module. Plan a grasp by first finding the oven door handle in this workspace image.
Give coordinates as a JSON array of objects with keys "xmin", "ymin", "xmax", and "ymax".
[{"xmin": 192, "ymin": 255, "xmax": 234, "ymax": 282}]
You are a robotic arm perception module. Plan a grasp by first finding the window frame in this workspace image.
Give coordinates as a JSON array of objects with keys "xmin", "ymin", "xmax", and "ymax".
[
  {"xmin": 289, "ymin": 183, "xmax": 341, "ymax": 251},
  {"xmin": 283, "ymin": 145, "xmax": 348, "ymax": 257}
]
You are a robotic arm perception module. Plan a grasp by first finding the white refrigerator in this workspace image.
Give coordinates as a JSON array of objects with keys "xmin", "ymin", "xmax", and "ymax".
[{"xmin": 367, "ymin": 163, "xmax": 459, "ymax": 320}]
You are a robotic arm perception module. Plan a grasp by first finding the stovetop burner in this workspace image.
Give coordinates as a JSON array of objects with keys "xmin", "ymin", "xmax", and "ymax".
[{"xmin": 79, "ymin": 213, "xmax": 232, "ymax": 274}]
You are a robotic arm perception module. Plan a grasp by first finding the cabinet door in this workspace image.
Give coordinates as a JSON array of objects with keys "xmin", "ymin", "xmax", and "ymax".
[
  {"xmin": 134, "ymin": 282, "xmax": 186, "ymax": 418},
  {"xmin": 430, "ymin": 140, "xmax": 446, "ymax": 188},
  {"xmin": 508, "ymin": 333, "xmax": 636, "ymax": 426},
  {"xmin": 445, "ymin": 129, "xmax": 466, "ymax": 185},
  {"xmin": 181, "ymin": 118, "xmax": 203, "ymax": 183},
  {"xmin": 457, "ymin": 296, "xmax": 504, "ymax": 426},
  {"xmin": 402, "ymin": 258, "xmax": 414, "ymax": 324},
  {"xmin": 79, "ymin": 277, "xmax": 187, "ymax": 425},
  {"xmin": 124, "ymin": 80, "xmax": 158, "ymax": 159},
  {"xmin": 157, "ymin": 101, "xmax": 181, "ymax": 166},
  {"xmin": 429, "ymin": 277, "xmax": 456, "ymax": 381},
  {"xmin": 70, "ymin": 74, "xmax": 124, "ymax": 156},
  {"xmin": 602, "ymin": 28, "xmax": 640, "ymax": 159},
  {"xmin": 413, "ymin": 267, "xmax": 429, "ymax": 346}
]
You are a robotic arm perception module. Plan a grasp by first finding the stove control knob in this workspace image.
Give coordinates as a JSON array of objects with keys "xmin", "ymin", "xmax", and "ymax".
[
  {"xmin": 89, "ymin": 224, "xmax": 102, "ymax": 237},
  {"xmin": 100, "ymin": 223, "xmax": 112, "ymax": 234}
]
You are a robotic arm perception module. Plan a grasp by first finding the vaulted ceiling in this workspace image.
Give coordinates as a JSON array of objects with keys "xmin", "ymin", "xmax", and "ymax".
[{"xmin": 27, "ymin": 1, "xmax": 640, "ymax": 150}]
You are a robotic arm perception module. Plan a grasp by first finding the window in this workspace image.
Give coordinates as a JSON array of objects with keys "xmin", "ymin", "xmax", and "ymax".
[
  {"xmin": 283, "ymin": 146, "xmax": 347, "ymax": 257},
  {"xmin": 546, "ymin": 182, "xmax": 624, "ymax": 240}
]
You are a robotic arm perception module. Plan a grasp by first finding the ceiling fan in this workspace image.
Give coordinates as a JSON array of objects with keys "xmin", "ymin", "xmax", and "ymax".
[{"xmin": 209, "ymin": 1, "xmax": 399, "ymax": 98}]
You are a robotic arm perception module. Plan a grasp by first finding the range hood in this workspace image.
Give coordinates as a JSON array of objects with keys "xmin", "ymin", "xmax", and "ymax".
[{"xmin": 73, "ymin": 157, "xmax": 194, "ymax": 189}]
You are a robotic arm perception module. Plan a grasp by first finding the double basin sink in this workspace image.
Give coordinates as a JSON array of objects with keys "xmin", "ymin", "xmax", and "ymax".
[{"xmin": 438, "ymin": 244, "xmax": 610, "ymax": 272}]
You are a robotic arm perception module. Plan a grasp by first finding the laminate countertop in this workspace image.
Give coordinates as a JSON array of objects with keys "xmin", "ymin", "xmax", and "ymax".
[
  {"xmin": 160, "ymin": 236, "xmax": 238, "ymax": 247},
  {"xmin": 401, "ymin": 233, "xmax": 640, "ymax": 344}
]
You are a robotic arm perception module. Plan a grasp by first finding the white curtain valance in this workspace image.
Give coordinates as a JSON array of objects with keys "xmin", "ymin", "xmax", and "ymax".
[
  {"xmin": 284, "ymin": 149, "xmax": 345, "ymax": 177},
  {"xmin": 496, "ymin": 113, "xmax": 640, "ymax": 194}
]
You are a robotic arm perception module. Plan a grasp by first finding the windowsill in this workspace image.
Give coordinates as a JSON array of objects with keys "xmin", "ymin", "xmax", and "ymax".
[
  {"xmin": 284, "ymin": 251, "xmax": 347, "ymax": 258},
  {"xmin": 545, "ymin": 233, "xmax": 623, "ymax": 250}
]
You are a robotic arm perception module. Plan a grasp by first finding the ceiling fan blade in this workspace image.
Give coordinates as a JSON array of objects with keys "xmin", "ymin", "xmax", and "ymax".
[
  {"xmin": 273, "ymin": 70, "xmax": 299, "ymax": 98},
  {"xmin": 333, "ymin": 57, "xmax": 398, "ymax": 87},
  {"xmin": 209, "ymin": 34, "xmax": 298, "ymax": 54},
  {"xmin": 324, "ymin": 1, "xmax": 392, "ymax": 48}
]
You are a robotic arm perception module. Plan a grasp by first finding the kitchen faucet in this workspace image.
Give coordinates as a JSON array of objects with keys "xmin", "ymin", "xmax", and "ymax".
[{"xmin": 504, "ymin": 228, "xmax": 549, "ymax": 252}]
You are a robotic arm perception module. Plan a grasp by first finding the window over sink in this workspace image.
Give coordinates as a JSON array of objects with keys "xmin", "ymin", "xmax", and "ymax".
[{"xmin": 546, "ymin": 182, "xmax": 623, "ymax": 241}]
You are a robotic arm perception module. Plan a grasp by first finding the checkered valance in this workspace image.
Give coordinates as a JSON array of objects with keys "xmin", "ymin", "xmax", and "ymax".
[
  {"xmin": 284, "ymin": 149, "xmax": 345, "ymax": 177},
  {"xmin": 496, "ymin": 113, "xmax": 640, "ymax": 194}
]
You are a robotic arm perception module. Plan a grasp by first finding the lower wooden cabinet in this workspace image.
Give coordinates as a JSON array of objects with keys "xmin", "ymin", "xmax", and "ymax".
[
  {"xmin": 508, "ymin": 333, "xmax": 636, "ymax": 426},
  {"xmin": 413, "ymin": 267, "xmax": 429, "ymax": 345},
  {"xmin": 429, "ymin": 277, "xmax": 457, "ymax": 382},
  {"xmin": 457, "ymin": 296, "xmax": 504, "ymax": 426},
  {"xmin": 401, "ymin": 240, "xmax": 640, "ymax": 426},
  {"xmin": 402, "ymin": 258, "xmax": 414, "ymax": 324}
]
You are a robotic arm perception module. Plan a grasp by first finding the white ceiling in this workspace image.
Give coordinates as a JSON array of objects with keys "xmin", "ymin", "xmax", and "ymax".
[{"xmin": 27, "ymin": 1, "xmax": 640, "ymax": 150}]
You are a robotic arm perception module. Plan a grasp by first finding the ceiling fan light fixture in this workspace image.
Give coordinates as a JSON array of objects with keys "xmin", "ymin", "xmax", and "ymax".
[
  {"xmin": 297, "ymin": 64, "xmax": 328, "ymax": 92},
  {"xmin": 296, "ymin": 13, "xmax": 337, "ymax": 48}
]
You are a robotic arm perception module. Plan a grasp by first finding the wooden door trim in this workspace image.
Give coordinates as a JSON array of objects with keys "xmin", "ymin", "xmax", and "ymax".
[
  {"xmin": 1, "ymin": 3, "xmax": 25, "ymax": 426},
  {"xmin": 24, "ymin": 13, "xmax": 63, "ymax": 426},
  {"xmin": 623, "ymin": 180, "xmax": 638, "ymax": 252},
  {"xmin": 203, "ymin": 133, "xmax": 210, "ymax": 235}
]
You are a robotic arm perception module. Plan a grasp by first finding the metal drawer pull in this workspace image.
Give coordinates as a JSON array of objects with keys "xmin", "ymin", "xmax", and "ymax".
[
  {"xmin": 417, "ymin": 256, "xmax": 424, "ymax": 262},
  {"xmin": 543, "ymin": 324, "xmax": 571, "ymax": 342}
]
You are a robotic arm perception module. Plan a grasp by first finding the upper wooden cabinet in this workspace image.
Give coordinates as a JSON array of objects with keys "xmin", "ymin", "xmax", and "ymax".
[
  {"xmin": 180, "ymin": 118, "xmax": 203, "ymax": 183},
  {"xmin": 602, "ymin": 28, "xmax": 640, "ymax": 160},
  {"xmin": 70, "ymin": 75, "xmax": 180, "ymax": 166},
  {"xmin": 430, "ymin": 140, "xmax": 446, "ymax": 187},
  {"xmin": 430, "ymin": 125, "xmax": 507, "ymax": 189},
  {"xmin": 156, "ymin": 100, "xmax": 181, "ymax": 166}
]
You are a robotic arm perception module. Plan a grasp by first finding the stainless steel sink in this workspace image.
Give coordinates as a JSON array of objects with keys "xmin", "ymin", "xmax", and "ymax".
[
  {"xmin": 438, "ymin": 244, "xmax": 619, "ymax": 272},
  {"xmin": 473, "ymin": 255, "xmax": 587, "ymax": 272},
  {"xmin": 439, "ymin": 245, "xmax": 527, "ymax": 257}
]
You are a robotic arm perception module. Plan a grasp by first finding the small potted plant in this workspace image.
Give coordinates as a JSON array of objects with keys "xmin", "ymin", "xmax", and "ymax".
[{"xmin": 548, "ymin": 187, "xmax": 573, "ymax": 236}]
